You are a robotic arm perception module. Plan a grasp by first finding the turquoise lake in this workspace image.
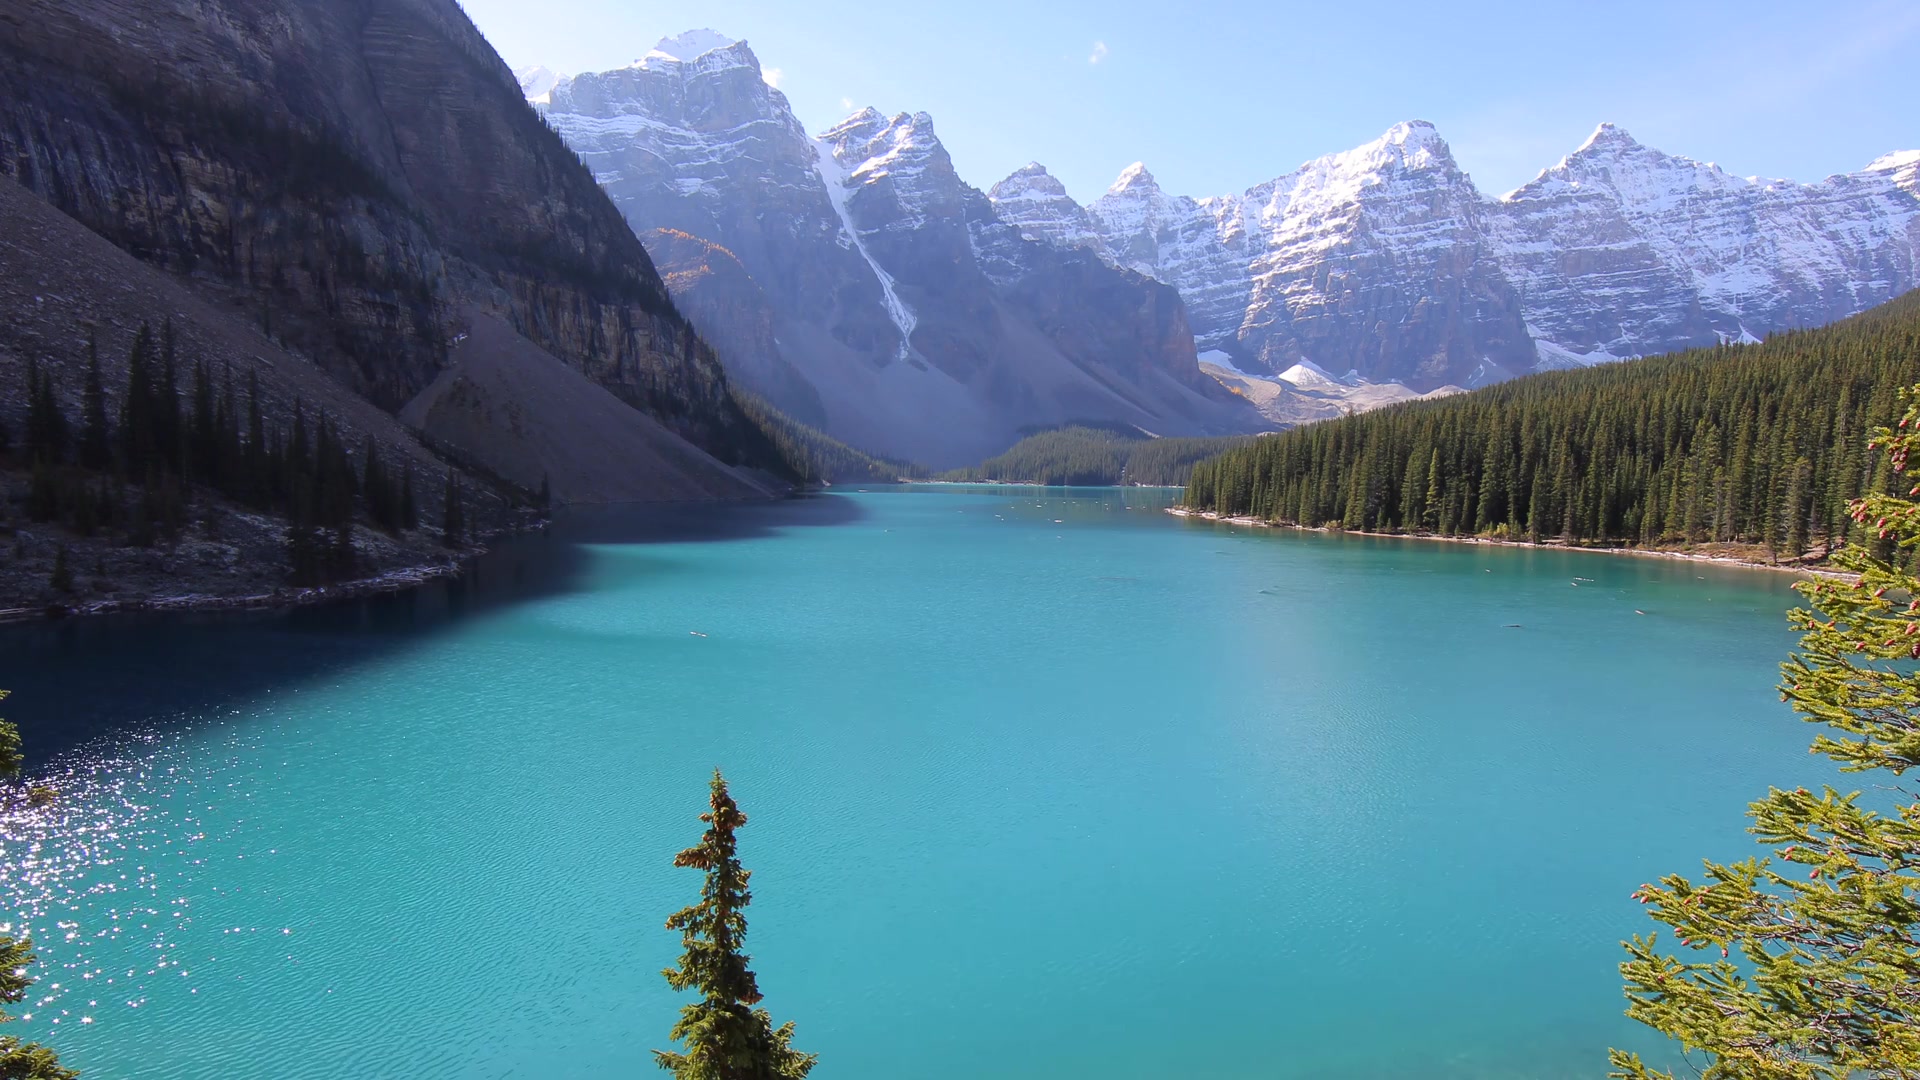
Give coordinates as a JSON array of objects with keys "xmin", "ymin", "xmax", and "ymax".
[{"xmin": 0, "ymin": 485, "xmax": 1829, "ymax": 1078}]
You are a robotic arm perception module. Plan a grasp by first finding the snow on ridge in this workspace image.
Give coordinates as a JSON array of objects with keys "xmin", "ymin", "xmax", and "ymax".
[
  {"xmin": 1866, "ymin": 149, "xmax": 1920, "ymax": 173},
  {"xmin": 645, "ymin": 29, "xmax": 739, "ymax": 63}
]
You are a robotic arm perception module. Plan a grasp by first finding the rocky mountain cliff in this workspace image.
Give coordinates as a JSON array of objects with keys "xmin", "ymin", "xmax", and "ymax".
[
  {"xmin": 531, "ymin": 32, "xmax": 1260, "ymax": 467},
  {"xmin": 0, "ymin": 0, "xmax": 784, "ymax": 483},
  {"xmin": 993, "ymin": 123, "xmax": 1920, "ymax": 391}
]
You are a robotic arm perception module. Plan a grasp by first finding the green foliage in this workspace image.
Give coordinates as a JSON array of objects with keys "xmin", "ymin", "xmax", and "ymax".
[
  {"xmin": 0, "ymin": 692, "xmax": 78, "ymax": 1080},
  {"xmin": 1185, "ymin": 291, "xmax": 1920, "ymax": 551},
  {"xmin": 733, "ymin": 394, "xmax": 916, "ymax": 485},
  {"xmin": 944, "ymin": 425, "xmax": 1255, "ymax": 486},
  {"xmin": 1608, "ymin": 388, "xmax": 1920, "ymax": 1079},
  {"xmin": 655, "ymin": 772, "xmax": 816, "ymax": 1080}
]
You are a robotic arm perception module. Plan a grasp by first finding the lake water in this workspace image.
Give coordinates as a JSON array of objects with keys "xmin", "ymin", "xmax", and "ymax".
[{"xmin": 0, "ymin": 486, "xmax": 1827, "ymax": 1079}]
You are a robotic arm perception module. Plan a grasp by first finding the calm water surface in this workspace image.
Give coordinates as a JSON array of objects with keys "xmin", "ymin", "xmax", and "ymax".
[{"xmin": 0, "ymin": 486, "xmax": 1827, "ymax": 1078}]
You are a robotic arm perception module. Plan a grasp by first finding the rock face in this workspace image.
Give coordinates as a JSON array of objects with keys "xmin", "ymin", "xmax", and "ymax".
[
  {"xmin": 534, "ymin": 33, "xmax": 1260, "ymax": 467},
  {"xmin": 992, "ymin": 123, "xmax": 1920, "ymax": 389},
  {"xmin": 0, "ymin": 0, "xmax": 781, "ymax": 481},
  {"xmin": 400, "ymin": 309, "xmax": 778, "ymax": 504}
]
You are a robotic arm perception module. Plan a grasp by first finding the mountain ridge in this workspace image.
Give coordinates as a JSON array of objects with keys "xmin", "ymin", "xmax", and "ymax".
[{"xmin": 993, "ymin": 121, "xmax": 1920, "ymax": 390}]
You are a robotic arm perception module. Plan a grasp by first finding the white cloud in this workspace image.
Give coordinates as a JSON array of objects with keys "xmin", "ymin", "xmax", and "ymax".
[
  {"xmin": 841, "ymin": 97, "xmax": 856, "ymax": 111},
  {"xmin": 763, "ymin": 67, "xmax": 785, "ymax": 89},
  {"xmin": 1088, "ymin": 40, "xmax": 1109, "ymax": 65}
]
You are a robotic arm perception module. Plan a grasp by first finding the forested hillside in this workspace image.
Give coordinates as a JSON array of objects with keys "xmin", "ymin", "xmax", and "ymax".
[
  {"xmin": 733, "ymin": 395, "xmax": 918, "ymax": 484},
  {"xmin": 1183, "ymin": 290, "xmax": 1920, "ymax": 560},
  {"xmin": 943, "ymin": 427, "xmax": 1256, "ymax": 486}
]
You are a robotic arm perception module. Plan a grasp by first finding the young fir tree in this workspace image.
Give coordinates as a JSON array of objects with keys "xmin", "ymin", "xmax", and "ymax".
[
  {"xmin": 0, "ymin": 691, "xmax": 78, "ymax": 1080},
  {"xmin": 1609, "ymin": 386, "xmax": 1920, "ymax": 1079},
  {"xmin": 655, "ymin": 772, "xmax": 816, "ymax": 1080}
]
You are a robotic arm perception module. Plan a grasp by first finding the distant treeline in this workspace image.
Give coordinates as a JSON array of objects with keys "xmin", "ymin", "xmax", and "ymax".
[
  {"xmin": 734, "ymin": 395, "xmax": 919, "ymax": 484},
  {"xmin": 943, "ymin": 426, "xmax": 1258, "ymax": 486},
  {"xmin": 1183, "ymin": 290, "xmax": 1920, "ymax": 560}
]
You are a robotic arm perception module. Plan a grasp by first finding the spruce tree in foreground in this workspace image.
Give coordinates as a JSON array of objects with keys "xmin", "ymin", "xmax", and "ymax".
[
  {"xmin": 0, "ymin": 691, "xmax": 78, "ymax": 1080},
  {"xmin": 655, "ymin": 771, "xmax": 815, "ymax": 1080},
  {"xmin": 1610, "ymin": 388, "xmax": 1920, "ymax": 1079}
]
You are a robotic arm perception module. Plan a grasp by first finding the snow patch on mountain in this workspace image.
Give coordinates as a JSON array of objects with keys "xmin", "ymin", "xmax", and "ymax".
[
  {"xmin": 643, "ymin": 29, "xmax": 738, "ymax": 64},
  {"xmin": 516, "ymin": 65, "xmax": 563, "ymax": 102},
  {"xmin": 812, "ymin": 127, "xmax": 918, "ymax": 363}
]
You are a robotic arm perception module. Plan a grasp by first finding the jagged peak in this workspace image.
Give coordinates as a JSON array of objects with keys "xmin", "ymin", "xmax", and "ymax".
[
  {"xmin": 1364, "ymin": 120, "xmax": 1454, "ymax": 169},
  {"xmin": 516, "ymin": 65, "xmax": 564, "ymax": 101},
  {"xmin": 989, "ymin": 163, "xmax": 1072, "ymax": 201},
  {"xmin": 821, "ymin": 106, "xmax": 885, "ymax": 139},
  {"xmin": 1109, "ymin": 162, "xmax": 1158, "ymax": 195},
  {"xmin": 643, "ymin": 29, "xmax": 739, "ymax": 63},
  {"xmin": 1382, "ymin": 119, "xmax": 1443, "ymax": 148},
  {"xmin": 1572, "ymin": 122, "xmax": 1645, "ymax": 156}
]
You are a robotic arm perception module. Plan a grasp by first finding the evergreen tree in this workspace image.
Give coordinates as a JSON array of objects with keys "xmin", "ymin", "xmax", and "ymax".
[
  {"xmin": 655, "ymin": 772, "xmax": 816, "ymax": 1080},
  {"xmin": 158, "ymin": 318, "xmax": 183, "ymax": 474},
  {"xmin": 78, "ymin": 331, "xmax": 110, "ymax": 471},
  {"xmin": 23, "ymin": 358, "xmax": 67, "ymax": 465},
  {"xmin": 400, "ymin": 468, "xmax": 419, "ymax": 531},
  {"xmin": 0, "ymin": 691, "xmax": 79, "ymax": 1080},
  {"xmin": 441, "ymin": 471, "xmax": 464, "ymax": 548},
  {"xmin": 119, "ymin": 323, "xmax": 158, "ymax": 477},
  {"xmin": 189, "ymin": 359, "xmax": 217, "ymax": 482},
  {"xmin": 48, "ymin": 546, "xmax": 72, "ymax": 595},
  {"xmin": 1609, "ymin": 388, "xmax": 1920, "ymax": 1079}
]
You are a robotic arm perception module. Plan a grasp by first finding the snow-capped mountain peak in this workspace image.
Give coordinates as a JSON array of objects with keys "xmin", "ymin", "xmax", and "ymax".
[
  {"xmin": 1573, "ymin": 122, "xmax": 1642, "ymax": 155},
  {"xmin": 992, "ymin": 117, "xmax": 1920, "ymax": 393},
  {"xmin": 989, "ymin": 163, "xmax": 1106, "ymax": 252},
  {"xmin": 515, "ymin": 65, "xmax": 563, "ymax": 102},
  {"xmin": 1867, "ymin": 149, "xmax": 1920, "ymax": 174},
  {"xmin": 989, "ymin": 163, "xmax": 1068, "ymax": 202},
  {"xmin": 643, "ymin": 29, "xmax": 739, "ymax": 64},
  {"xmin": 1110, "ymin": 162, "xmax": 1159, "ymax": 194}
]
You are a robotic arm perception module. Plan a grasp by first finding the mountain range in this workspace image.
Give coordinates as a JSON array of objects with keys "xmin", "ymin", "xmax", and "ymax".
[
  {"xmin": 525, "ymin": 32, "xmax": 1262, "ymax": 468},
  {"xmin": 528, "ymin": 32, "xmax": 1917, "ymax": 454},
  {"xmin": 991, "ymin": 122, "xmax": 1920, "ymax": 391}
]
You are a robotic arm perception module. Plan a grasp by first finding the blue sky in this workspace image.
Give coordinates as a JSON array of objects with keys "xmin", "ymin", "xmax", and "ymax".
[{"xmin": 460, "ymin": 0, "xmax": 1920, "ymax": 203}]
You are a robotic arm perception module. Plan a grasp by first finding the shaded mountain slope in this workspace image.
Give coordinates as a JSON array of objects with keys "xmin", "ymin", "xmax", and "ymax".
[{"xmin": 0, "ymin": 0, "xmax": 782, "ymax": 479}]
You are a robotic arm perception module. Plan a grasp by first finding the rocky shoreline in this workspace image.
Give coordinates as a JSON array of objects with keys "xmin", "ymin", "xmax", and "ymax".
[
  {"xmin": 1166, "ymin": 507, "xmax": 1855, "ymax": 580},
  {"xmin": 0, "ymin": 558, "xmax": 476, "ymax": 624}
]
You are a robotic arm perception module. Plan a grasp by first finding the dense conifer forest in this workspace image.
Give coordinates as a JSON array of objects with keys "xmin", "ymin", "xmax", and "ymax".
[
  {"xmin": 943, "ymin": 426, "xmax": 1256, "ymax": 486},
  {"xmin": 2, "ymin": 320, "xmax": 437, "ymax": 589},
  {"xmin": 733, "ymin": 394, "xmax": 918, "ymax": 484},
  {"xmin": 1182, "ymin": 291, "xmax": 1920, "ymax": 561}
]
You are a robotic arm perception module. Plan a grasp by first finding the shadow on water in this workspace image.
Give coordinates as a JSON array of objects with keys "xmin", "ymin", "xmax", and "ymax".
[{"xmin": 0, "ymin": 493, "xmax": 865, "ymax": 762}]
